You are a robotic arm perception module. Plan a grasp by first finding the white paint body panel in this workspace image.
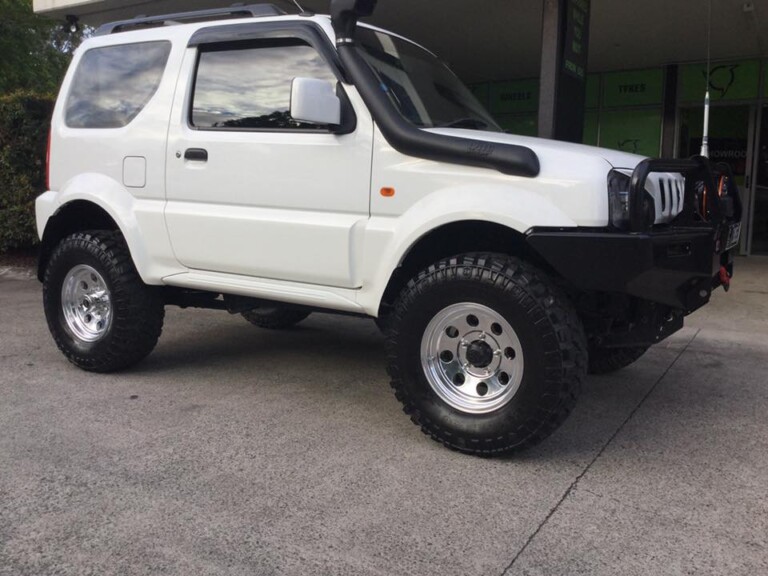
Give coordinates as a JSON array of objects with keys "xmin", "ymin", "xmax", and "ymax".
[
  {"xmin": 163, "ymin": 45, "xmax": 374, "ymax": 288},
  {"xmin": 38, "ymin": 14, "xmax": 654, "ymax": 316}
]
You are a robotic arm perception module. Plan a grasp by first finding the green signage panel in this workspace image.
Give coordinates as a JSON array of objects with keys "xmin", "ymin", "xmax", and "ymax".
[
  {"xmin": 582, "ymin": 110, "xmax": 598, "ymax": 146},
  {"xmin": 680, "ymin": 60, "xmax": 761, "ymax": 102},
  {"xmin": 469, "ymin": 83, "xmax": 490, "ymax": 109},
  {"xmin": 679, "ymin": 105, "xmax": 751, "ymax": 139},
  {"xmin": 489, "ymin": 79, "xmax": 539, "ymax": 114},
  {"xmin": 599, "ymin": 108, "xmax": 662, "ymax": 157},
  {"xmin": 602, "ymin": 69, "xmax": 663, "ymax": 108},
  {"xmin": 585, "ymin": 74, "xmax": 600, "ymax": 109},
  {"xmin": 496, "ymin": 113, "xmax": 538, "ymax": 137}
]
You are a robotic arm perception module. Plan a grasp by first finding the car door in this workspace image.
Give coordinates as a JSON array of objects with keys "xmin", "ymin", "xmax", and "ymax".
[{"xmin": 165, "ymin": 25, "xmax": 373, "ymax": 288}]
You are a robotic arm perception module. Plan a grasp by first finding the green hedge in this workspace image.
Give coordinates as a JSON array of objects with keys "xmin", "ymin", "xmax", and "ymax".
[{"xmin": 0, "ymin": 91, "xmax": 54, "ymax": 252}]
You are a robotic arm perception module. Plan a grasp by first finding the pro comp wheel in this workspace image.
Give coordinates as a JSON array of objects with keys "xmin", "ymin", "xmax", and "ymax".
[
  {"xmin": 387, "ymin": 253, "xmax": 586, "ymax": 456},
  {"xmin": 43, "ymin": 231, "xmax": 164, "ymax": 372},
  {"xmin": 588, "ymin": 345, "xmax": 649, "ymax": 375},
  {"xmin": 241, "ymin": 306, "xmax": 311, "ymax": 329},
  {"xmin": 420, "ymin": 302, "xmax": 524, "ymax": 414}
]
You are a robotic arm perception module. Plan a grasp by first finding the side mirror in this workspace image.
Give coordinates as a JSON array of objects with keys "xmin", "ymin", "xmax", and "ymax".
[{"xmin": 290, "ymin": 78, "xmax": 341, "ymax": 127}]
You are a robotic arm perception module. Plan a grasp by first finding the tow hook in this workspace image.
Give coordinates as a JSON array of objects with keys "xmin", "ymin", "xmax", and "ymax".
[{"xmin": 719, "ymin": 266, "xmax": 731, "ymax": 292}]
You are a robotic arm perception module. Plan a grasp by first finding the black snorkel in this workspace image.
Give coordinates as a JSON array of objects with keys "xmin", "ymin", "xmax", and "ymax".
[{"xmin": 330, "ymin": 0, "xmax": 540, "ymax": 177}]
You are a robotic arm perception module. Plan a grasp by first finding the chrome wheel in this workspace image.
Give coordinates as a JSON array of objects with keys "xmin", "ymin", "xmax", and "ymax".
[
  {"xmin": 421, "ymin": 302, "xmax": 524, "ymax": 414},
  {"xmin": 61, "ymin": 264, "xmax": 112, "ymax": 343}
]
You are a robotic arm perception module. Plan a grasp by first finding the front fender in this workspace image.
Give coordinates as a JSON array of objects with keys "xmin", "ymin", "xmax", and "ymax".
[{"xmin": 357, "ymin": 184, "xmax": 578, "ymax": 314}]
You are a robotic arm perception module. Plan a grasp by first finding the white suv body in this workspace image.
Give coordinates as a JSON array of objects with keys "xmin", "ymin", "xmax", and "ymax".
[
  {"xmin": 35, "ymin": 2, "xmax": 740, "ymax": 455},
  {"xmin": 36, "ymin": 12, "xmax": 679, "ymax": 314}
]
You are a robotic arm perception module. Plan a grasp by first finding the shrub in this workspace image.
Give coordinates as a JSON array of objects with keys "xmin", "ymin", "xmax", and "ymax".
[{"xmin": 0, "ymin": 91, "xmax": 54, "ymax": 252}]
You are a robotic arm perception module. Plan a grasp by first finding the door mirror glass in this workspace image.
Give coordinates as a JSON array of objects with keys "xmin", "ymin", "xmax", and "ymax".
[{"xmin": 290, "ymin": 78, "xmax": 341, "ymax": 127}]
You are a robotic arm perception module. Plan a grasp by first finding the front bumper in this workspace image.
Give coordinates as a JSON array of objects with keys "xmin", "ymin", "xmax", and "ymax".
[
  {"xmin": 527, "ymin": 156, "xmax": 742, "ymax": 315},
  {"xmin": 527, "ymin": 225, "xmax": 735, "ymax": 313}
]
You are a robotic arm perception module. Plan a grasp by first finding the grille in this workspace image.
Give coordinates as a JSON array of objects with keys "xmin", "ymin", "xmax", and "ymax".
[{"xmin": 648, "ymin": 174, "xmax": 685, "ymax": 224}]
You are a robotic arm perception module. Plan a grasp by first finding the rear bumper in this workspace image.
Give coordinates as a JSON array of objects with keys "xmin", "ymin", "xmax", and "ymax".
[{"xmin": 527, "ymin": 225, "xmax": 733, "ymax": 312}]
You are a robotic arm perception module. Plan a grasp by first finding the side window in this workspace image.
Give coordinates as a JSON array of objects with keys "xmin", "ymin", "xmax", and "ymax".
[
  {"xmin": 191, "ymin": 39, "xmax": 337, "ymax": 130},
  {"xmin": 66, "ymin": 41, "xmax": 171, "ymax": 129}
]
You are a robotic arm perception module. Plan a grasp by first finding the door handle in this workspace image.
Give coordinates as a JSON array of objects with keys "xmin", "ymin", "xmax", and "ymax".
[{"xmin": 184, "ymin": 148, "xmax": 208, "ymax": 162}]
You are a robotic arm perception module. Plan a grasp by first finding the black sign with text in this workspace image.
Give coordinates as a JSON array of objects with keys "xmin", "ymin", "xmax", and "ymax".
[
  {"xmin": 563, "ymin": 0, "xmax": 590, "ymax": 80},
  {"xmin": 551, "ymin": 0, "xmax": 590, "ymax": 142}
]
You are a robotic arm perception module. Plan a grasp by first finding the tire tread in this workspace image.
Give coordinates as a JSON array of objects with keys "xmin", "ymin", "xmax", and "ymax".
[
  {"xmin": 588, "ymin": 345, "xmax": 648, "ymax": 375},
  {"xmin": 386, "ymin": 253, "xmax": 587, "ymax": 456},
  {"xmin": 43, "ymin": 230, "xmax": 164, "ymax": 373},
  {"xmin": 241, "ymin": 307, "xmax": 311, "ymax": 330}
]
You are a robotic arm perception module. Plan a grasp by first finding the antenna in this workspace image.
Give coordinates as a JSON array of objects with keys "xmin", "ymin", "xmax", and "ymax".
[
  {"xmin": 700, "ymin": 0, "xmax": 712, "ymax": 158},
  {"xmin": 291, "ymin": 0, "xmax": 305, "ymax": 13}
]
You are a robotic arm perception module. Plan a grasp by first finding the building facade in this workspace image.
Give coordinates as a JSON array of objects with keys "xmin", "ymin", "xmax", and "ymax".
[{"xmin": 33, "ymin": 0, "xmax": 768, "ymax": 254}]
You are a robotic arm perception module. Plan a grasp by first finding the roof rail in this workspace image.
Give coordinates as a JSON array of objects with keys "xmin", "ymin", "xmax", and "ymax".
[{"xmin": 94, "ymin": 4, "xmax": 287, "ymax": 36}]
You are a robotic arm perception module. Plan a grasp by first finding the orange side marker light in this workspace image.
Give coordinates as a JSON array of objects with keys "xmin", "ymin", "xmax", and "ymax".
[{"xmin": 380, "ymin": 187, "xmax": 396, "ymax": 197}]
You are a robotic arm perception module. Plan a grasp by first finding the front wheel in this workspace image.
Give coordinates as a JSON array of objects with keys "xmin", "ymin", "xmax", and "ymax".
[
  {"xmin": 43, "ymin": 231, "xmax": 164, "ymax": 373},
  {"xmin": 386, "ymin": 254, "xmax": 587, "ymax": 456}
]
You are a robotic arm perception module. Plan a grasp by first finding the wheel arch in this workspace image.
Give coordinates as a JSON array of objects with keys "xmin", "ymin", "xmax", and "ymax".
[
  {"xmin": 37, "ymin": 173, "xmax": 182, "ymax": 283},
  {"xmin": 38, "ymin": 200, "xmax": 121, "ymax": 281},
  {"xmin": 376, "ymin": 220, "xmax": 563, "ymax": 317}
]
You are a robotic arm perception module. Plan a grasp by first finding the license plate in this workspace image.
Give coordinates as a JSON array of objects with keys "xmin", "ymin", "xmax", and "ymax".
[{"xmin": 725, "ymin": 222, "xmax": 741, "ymax": 251}]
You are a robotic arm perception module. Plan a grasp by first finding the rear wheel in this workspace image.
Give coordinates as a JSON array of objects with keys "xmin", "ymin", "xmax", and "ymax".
[
  {"xmin": 386, "ymin": 253, "xmax": 587, "ymax": 456},
  {"xmin": 43, "ymin": 231, "xmax": 164, "ymax": 372},
  {"xmin": 588, "ymin": 345, "xmax": 649, "ymax": 374},
  {"xmin": 241, "ymin": 306, "xmax": 311, "ymax": 329}
]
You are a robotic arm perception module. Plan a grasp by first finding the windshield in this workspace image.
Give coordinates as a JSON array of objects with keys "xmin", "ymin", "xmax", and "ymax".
[{"xmin": 357, "ymin": 28, "xmax": 501, "ymax": 132}]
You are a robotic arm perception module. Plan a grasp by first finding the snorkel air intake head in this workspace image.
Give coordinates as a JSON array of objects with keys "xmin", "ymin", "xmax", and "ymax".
[{"xmin": 330, "ymin": 0, "xmax": 377, "ymax": 44}]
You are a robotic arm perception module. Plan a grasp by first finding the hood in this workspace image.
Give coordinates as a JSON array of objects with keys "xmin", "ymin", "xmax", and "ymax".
[{"xmin": 426, "ymin": 128, "xmax": 648, "ymax": 171}]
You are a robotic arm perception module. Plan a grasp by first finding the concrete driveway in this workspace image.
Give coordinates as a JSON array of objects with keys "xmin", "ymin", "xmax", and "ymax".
[{"xmin": 1, "ymin": 259, "xmax": 766, "ymax": 576}]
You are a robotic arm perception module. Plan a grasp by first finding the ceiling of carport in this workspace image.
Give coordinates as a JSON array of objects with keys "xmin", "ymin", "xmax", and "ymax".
[{"xmin": 33, "ymin": 0, "xmax": 768, "ymax": 83}]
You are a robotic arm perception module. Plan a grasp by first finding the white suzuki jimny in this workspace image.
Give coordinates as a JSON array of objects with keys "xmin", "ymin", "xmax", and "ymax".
[{"xmin": 36, "ymin": 0, "xmax": 742, "ymax": 455}]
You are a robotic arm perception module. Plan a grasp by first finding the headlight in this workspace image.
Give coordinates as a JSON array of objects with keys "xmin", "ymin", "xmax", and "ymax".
[
  {"xmin": 607, "ymin": 169, "xmax": 656, "ymax": 230},
  {"xmin": 608, "ymin": 170, "xmax": 632, "ymax": 229}
]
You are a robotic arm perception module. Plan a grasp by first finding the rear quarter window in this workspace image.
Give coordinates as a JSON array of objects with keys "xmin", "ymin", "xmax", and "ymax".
[{"xmin": 65, "ymin": 41, "xmax": 172, "ymax": 129}]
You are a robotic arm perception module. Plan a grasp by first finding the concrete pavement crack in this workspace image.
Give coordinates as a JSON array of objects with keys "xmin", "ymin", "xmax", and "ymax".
[{"xmin": 500, "ymin": 329, "xmax": 701, "ymax": 576}]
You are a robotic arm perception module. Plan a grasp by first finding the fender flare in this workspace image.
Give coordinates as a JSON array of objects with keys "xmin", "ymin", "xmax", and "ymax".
[
  {"xmin": 39, "ymin": 174, "xmax": 178, "ymax": 283},
  {"xmin": 357, "ymin": 185, "xmax": 578, "ymax": 314}
]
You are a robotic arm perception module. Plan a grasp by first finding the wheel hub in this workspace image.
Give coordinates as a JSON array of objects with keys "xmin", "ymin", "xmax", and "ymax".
[
  {"xmin": 465, "ymin": 340, "xmax": 493, "ymax": 368},
  {"xmin": 61, "ymin": 264, "xmax": 112, "ymax": 343},
  {"xmin": 420, "ymin": 302, "xmax": 525, "ymax": 414}
]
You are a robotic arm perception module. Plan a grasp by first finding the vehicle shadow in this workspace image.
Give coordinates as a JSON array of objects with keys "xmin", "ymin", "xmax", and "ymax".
[
  {"xmin": 136, "ymin": 311, "xmax": 387, "ymax": 374},
  {"xmin": 129, "ymin": 311, "xmax": 752, "ymax": 462}
]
